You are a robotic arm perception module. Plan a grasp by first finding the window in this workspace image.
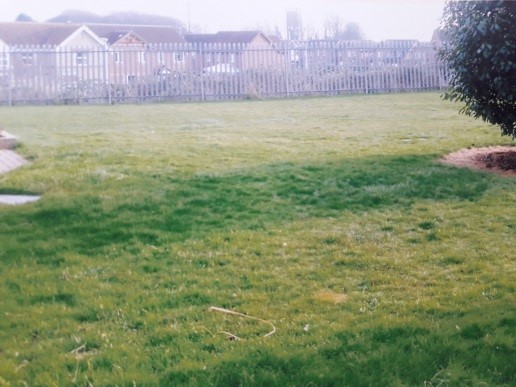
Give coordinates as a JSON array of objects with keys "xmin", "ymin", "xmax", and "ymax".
[
  {"xmin": 158, "ymin": 51, "xmax": 165, "ymax": 63},
  {"xmin": 139, "ymin": 51, "xmax": 146, "ymax": 64},
  {"xmin": 76, "ymin": 52, "xmax": 88, "ymax": 66},
  {"xmin": 205, "ymin": 53, "xmax": 211, "ymax": 63},
  {"xmin": 114, "ymin": 51, "xmax": 123, "ymax": 64},
  {"xmin": 22, "ymin": 52, "xmax": 34, "ymax": 66},
  {"xmin": 0, "ymin": 52, "xmax": 8, "ymax": 69},
  {"xmin": 230, "ymin": 53, "xmax": 236, "ymax": 63},
  {"xmin": 175, "ymin": 52, "xmax": 184, "ymax": 62}
]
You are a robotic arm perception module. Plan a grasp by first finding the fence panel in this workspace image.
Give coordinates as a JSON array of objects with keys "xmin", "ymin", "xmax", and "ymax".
[{"xmin": 0, "ymin": 41, "xmax": 447, "ymax": 106}]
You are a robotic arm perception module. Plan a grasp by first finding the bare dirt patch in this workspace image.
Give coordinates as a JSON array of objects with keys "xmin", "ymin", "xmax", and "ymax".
[{"xmin": 441, "ymin": 146, "xmax": 515, "ymax": 177}]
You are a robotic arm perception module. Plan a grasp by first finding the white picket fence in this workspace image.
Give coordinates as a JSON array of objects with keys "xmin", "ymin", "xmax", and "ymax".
[{"xmin": 0, "ymin": 41, "xmax": 448, "ymax": 105}]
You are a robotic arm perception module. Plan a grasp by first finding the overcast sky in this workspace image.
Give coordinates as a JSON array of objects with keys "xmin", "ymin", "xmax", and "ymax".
[{"xmin": 2, "ymin": 0, "xmax": 446, "ymax": 41}]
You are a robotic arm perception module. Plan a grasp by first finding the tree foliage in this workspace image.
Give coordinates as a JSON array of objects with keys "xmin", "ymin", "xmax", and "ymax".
[
  {"xmin": 341, "ymin": 22, "xmax": 364, "ymax": 41},
  {"xmin": 15, "ymin": 13, "xmax": 35, "ymax": 22},
  {"xmin": 324, "ymin": 16, "xmax": 364, "ymax": 41},
  {"xmin": 440, "ymin": 0, "xmax": 516, "ymax": 137}
]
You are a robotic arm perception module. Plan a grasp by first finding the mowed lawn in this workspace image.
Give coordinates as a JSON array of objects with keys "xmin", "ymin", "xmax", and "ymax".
[{"xmin": 0, "ymin": 93, "xmax": 514, "ymax": 385}]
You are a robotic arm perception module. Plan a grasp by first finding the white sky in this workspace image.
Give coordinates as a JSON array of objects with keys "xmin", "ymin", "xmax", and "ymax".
[{"xmin": 2, "ymin": 0, "xmax": 446, "ymax": 41}]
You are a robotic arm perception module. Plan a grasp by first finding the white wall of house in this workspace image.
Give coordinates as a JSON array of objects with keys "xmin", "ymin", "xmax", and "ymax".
[
  {"xmin": 56, "ymin": 27, "xmax": 107, "ymax": 80},
  {"xmin": 0, "ymin": 39, "xmax": 8, "ymax": 65}
]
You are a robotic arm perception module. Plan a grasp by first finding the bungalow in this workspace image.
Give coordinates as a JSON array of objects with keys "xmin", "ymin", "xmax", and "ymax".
[{"xmin": 184, "ymin": 31, "xmax": 285, "ymax": 73}]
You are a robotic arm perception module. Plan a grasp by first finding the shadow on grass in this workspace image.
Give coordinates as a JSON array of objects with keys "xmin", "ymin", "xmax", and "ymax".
[
  {"xmin": 162, "ymin": 328, "xmax": 514, "ymax": 386},
  {"xmin": 161, "ymin": 308, "xmax": 515, "ymax": 386},
  {"xmin": 1, "ymin": 154, "xmax": 490, "ymax": 260},
  {"xmin": 0, "ymin": 187, "xmax": 41, "ymax": 195}
]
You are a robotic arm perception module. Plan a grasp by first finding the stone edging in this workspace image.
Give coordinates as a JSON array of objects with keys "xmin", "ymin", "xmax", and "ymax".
[{"xmin": 0, "ymin": 130, "xmax": 18, "ymax": 150}]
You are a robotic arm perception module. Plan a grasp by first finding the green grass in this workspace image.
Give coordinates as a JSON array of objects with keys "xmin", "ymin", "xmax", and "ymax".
[{"xmin": 0, "ymin": 93, "xmax": 514, "ymax": 385}]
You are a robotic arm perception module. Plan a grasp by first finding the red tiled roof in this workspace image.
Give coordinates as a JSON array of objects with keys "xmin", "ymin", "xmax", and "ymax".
[
  {"xmin": 88, "ymin": 24, "xmax": 186, "ymax": 45},
  {"xmin": 214, "ymin": 31, "xmax": 267, "ymax": 44},
  {"xmin": 183, "ymin": 34, "xmax": 216, "ymax": 44},
  {"xmin": 0, "ymin": 22, "xmax": 83, "ymax": 46},
  {"xmin": 185, "ymin": 31, "xmax": 270, "ymax": 45},
  {"xmin": 0, "ymin": 22, "xmax": 186, "ymax": 47}
]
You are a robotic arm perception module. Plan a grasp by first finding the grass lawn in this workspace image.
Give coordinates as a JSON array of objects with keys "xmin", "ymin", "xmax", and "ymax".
[{"xmin": 0, "ymin": 93, "xmax": 514, "ymax": 385}]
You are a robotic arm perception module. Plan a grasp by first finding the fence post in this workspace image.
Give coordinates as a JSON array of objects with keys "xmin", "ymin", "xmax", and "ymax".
[
  {"xmin": 7, "ymin": 47, "xmax": 12, "ymax": 106},
  {"xmin": 199, "ymin": 43, "xmax": 205, "ymax": 101},
  {"xmin": 105, "ymin": 46, "xmax": 111, "ymax": 105},
  {"xmin": 284, "ymin": 42, "xmax": 290, "ymax": 98}
]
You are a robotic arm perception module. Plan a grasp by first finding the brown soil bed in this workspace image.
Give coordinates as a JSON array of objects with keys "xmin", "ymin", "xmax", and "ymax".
[{"xmin": 441, "ymin": 146, "xmax": 515, "ymax": 177}]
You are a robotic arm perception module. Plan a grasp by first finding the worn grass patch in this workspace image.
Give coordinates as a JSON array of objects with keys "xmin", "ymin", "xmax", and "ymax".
[{"xmin": 0, "ymin": 93, "xmax": 514, "ymax": 385}]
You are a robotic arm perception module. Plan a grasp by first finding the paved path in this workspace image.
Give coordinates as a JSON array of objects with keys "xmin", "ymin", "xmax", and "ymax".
[
  {"xmin": 0, "ymin": 150, "xmax": 28, "ymax": 174},
  {"xmin": 0, "ymin": 150, "xmax": 40, "ymax": 205}
]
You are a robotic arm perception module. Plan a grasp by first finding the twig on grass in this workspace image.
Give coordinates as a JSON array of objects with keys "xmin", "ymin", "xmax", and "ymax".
[
  {"xmin": 72, "ymin": 360, "xmax": 80, "ymax": 384},
  {"xmin": 15, "ymin": 360, "xmax": 29, "ymax": 373},
  {"xmin": 195, "ymin": 326, "xmax": 215, "ymax": 337},
  {"xmin": 208, "ymin": 306, "xmax": 276, "ymax": 339},
  {"xmin": 70, "ymin": 344, "xmax": 86, "ymax": 354}
]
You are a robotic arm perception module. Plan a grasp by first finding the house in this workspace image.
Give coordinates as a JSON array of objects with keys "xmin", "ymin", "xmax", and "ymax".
[
  {"xmin": 296, "ymin": 40, "xmax": 378, "ymax": 71},
  {"xmin": 184, "ymin": 31, "xmax": 285, "ymax": 73},
  {"xmin": 88, "ymin": 28, "xmax": 151, "ymax": 83},
  {"xmin": 380, "ymin": 40, "xmax": 419, "ymax": 66},
  {"xmin": 0, "ymin": 22, "xmax": 107, "ymax": 76},
  {"xmin": 87, "ymin": 24, "xmax": 188, "ymax": 82},
  {"xmin": 0, "ymin": 22, "xmax": 108, "ymax": 101},
  {"xmin": 0, "ymin": 22, "xmax": 189, "ymax": 101},
  {"xmin": 0, "ymin": 22, "xmax": 187, "ymax": 81}
]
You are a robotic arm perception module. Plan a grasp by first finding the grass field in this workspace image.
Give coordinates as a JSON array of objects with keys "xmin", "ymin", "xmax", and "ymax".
[{"xmin": 0, "ymin": 93, "xmax": 514, "ymax": 385}]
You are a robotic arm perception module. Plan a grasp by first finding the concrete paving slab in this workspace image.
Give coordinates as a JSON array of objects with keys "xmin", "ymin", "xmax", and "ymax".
[
  {"xmin": 0, "ymin": 150, "xmax": 28, "ymax": 174},
  {"xmin": 0, "ymin": 149, "xmax": 39, "ymax": 205},
  {"xmin": 0, "ymin": 195, "xmax": 40, "ymax": 205}
]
